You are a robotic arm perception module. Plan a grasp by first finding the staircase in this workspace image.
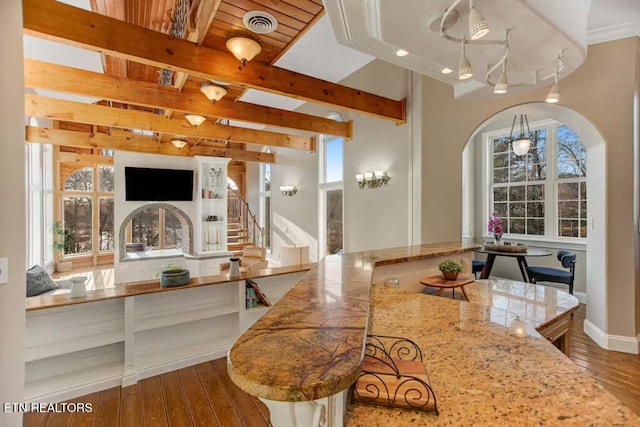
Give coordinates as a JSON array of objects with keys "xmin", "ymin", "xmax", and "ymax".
[{"xmin": 227, "ymin": 187, "xmax": 264, "ymax": 255}]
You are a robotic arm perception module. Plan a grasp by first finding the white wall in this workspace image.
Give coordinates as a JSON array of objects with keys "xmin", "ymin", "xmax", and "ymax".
[
  {"xmin": 113, "ymin": 152, "xmax": 196, "ymax": 283},
  {"xmin": 264, "ymin": 60, "xmax": 411, "ymax": 261},
  {"xmin": 0, "ymin": 0, "xmax": 26, "ymax": 425},
  {"xmin": 270, "ymin": 148, "xmax": 318, "ymax": 262}
]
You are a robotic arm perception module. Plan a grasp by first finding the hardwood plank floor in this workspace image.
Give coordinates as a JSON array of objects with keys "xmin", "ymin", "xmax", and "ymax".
[
  {"xmin": 25, "ymin": 360, "xmax": 271, "ymax": 427},
  {"xmin": 569, "ymin": 304, "xmax": 640, "ymax": 415},
  {"xmin": 24, "ymin": 304, "xmax": 640, "ymax": 426}
]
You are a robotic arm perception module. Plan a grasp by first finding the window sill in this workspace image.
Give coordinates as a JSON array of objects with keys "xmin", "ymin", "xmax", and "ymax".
[{"xmin": 480, "ymin": 235, "xmax": 587, "ymax": 251}]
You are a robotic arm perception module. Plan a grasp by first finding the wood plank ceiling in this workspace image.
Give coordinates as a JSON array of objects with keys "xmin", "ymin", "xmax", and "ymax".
[{"xmin": 23, "ymin": 0, "xmax": 402, "ymax": 163}]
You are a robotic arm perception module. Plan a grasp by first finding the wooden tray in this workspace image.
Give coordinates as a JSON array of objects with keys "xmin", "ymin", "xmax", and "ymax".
[{"xmin": 483, "ymin": 243, "xmax": 528, "ymax": 253}]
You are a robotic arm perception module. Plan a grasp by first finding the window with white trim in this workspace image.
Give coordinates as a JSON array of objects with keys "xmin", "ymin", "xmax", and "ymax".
[
  {"xmin": 486, "ymin": 120, "xmax": 587, "ymax": 240},
  {"xmin": 318, "ymin": 113, "xmax": 344, "ymax": 255},
  {"xmin": 260, "ymin": 153, "xmax": 271, "ymax": 249},
  {"xmin": 26, "ymin": 143, "xmax": 54, "ymax": 268}
]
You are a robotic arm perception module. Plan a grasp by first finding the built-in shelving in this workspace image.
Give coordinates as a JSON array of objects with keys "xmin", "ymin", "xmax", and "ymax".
[
  {"xmin": 24, "ymin": 270, "xmax": 305, "ymax": 403},
  {"xmin": 195, "ymin": 157, "xmax": 231, "ymax": 254}
]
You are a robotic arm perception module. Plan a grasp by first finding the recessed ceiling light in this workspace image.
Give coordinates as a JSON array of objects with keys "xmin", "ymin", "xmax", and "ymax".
[
  {"xmin": 395, "ymin": 49, "xmax": 409, "ymax": 57},
  {"xmin": 441, "ymin": 67, "xmax": 453, "ymax": 74}
]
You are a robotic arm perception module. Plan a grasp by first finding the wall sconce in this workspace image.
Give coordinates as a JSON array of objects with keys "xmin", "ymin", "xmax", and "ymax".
[
  {"xmin": 280, "ymin": 185, "xmax": 297, "ymax": 197},
  {"xmin": 171, "ymin": 139, "xmax": 188, "ymax": 149},
  {"xmin": 200, "ymin": 83, "xmax": 227, "ymax": 104},
  {"xmin": 185, "ymin": 114, "xmax": 206, "ymax": 128},
  {"xmin": 355, "ymin": 171, "xmax": 390, "ymax": 189},
  {"xmin": 226, "ymin": 36, "xmax": 262, "ymax": 66}
]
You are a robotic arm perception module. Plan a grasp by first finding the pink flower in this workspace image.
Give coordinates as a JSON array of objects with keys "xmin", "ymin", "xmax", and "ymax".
[{"xmin": 489, "ymin": 212, "xmax": 503, "ymax": 236}]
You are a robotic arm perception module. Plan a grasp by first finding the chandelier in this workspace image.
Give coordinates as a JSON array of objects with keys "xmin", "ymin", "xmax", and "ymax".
[{"xmin": 509, "ymin": 115, "xmax": 532, "ymax": 156}]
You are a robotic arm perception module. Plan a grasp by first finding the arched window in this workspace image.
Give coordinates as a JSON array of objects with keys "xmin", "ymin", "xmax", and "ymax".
[
  {"xmin": 62, "ymin": 165, "xmax": 114, "ymax": 256},
  {"xmin": 124, "ymin": 208, "xmax": 184, "ymax": 250}
]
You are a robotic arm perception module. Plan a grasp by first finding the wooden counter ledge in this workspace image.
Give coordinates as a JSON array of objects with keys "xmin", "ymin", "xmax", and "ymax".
[{"xmin": 25, "ymin": 264, "xmax": 313, "ymax": 312}]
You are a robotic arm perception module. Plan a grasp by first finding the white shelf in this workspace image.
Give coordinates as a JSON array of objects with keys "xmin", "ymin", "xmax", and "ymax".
[
  {"xmin": 25, "ymin": 343, "xmax": 123, "ymax": 403},
  {"xmin": 135, "ymin": 302, "xmax": 238, "ymax": 332},
  {"xmin": 135, "ymin": 314, "xmax": 239, "ymax": 371}
]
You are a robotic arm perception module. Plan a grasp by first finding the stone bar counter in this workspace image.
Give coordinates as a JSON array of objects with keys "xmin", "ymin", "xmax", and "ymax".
[
  {"xmin": 346, "ymin": 285, "xmax": 639, "ymax": 425},
  {"xmin": 227, "ymin": 242, "xmax": 640, "ymax": 426}
]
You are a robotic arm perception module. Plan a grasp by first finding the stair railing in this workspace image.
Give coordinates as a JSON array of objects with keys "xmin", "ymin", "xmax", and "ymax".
[{"xmin": 227, "ymin": 186, "xmax": 265, "ymax": 248}]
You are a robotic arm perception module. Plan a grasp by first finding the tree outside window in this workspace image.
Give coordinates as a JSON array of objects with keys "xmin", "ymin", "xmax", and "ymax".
[
  {"xmin": 488, "ymin": 121, "xmax": 587, "ymax": 240},
  {"xmin": 62, "ymin": 165, "xmax": 114, "ymax": 256}
]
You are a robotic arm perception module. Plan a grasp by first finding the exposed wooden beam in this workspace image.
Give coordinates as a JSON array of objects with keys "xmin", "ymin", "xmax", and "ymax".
[
  {"xmin": 26, "ymin": 127, "xmax": 276, "ymax": 163},
  {"xmin": 58, "ymin": 151, "xmax": 114, "ymax": 164},
  {"xmin": 26, "ymin": 94, "xmax": 315, "ymax": 151},
  {"xmin": 23, "ymin": 0, "xmax": 406, "ymax": 124},
  {"xmin": 24, "ymin": 59, "xmax": 349, "ymax": 139},
  {"xmin": 172, "ymin": 0, "xmax": 222, "ymax": 90}
]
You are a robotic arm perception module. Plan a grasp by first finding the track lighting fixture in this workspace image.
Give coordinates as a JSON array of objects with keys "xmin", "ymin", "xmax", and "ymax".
[{"xmin": 458, "ymin": 37, "xmax": 473, "ymax": 80}]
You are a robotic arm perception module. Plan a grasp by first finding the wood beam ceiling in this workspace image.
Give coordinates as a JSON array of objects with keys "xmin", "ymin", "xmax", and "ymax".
[
  {"xmin": 58, "ymin": 151, "xmax": 114, "ymax": 165},
  {"xmin": 23, "ymin": 0, "xmax": 406, "ymax": 124},
  {"xmin": 25, "ymin": 59, "xmax": 349, "ymax": 138},
  {"xmin": 26, "ymin": 127, "xmax": 276, "ymax": 163},
  {"xmin": 26, "ymin": 94, "xmax": 315, "ymax": 151}
]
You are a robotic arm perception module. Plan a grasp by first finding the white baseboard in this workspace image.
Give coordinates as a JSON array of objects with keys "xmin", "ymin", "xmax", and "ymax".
[
  {"xmin": 134, "ymin": 348, "xmax": 230, "ymax": 383},
  {"xmin": 25, "ymin": 376, "xmax": 123, "ymax": 404},
  {"xmin": 583, "ymin": 319, "xmax": 639, "ymax": 354},
  {"xmin": 573, "ymin": 291, "xmax": 587, "ymax": 304}
]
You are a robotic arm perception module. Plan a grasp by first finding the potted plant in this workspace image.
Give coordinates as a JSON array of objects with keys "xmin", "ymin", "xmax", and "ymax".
[
  {"xmin": 158, "ymin": 264, "xmax": 190, "ymax": 288},
  {"xmin": 52, "ymin": 221, "xmax": 73, "ymax": 272},
  {"xmin": 439, "ymin": 259, "xmax": 463, "ymax": 281}
]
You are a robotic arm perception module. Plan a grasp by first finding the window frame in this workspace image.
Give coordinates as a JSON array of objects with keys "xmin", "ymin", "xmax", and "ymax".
[
  {"xmin": 482, "ymin": 118, "xmax": 587, "ymax": 247},
  {"xmin": 26, "ymin": 142, "xmax": 54, "ymax": 269},
  {"xmin": 61, "ymin": 164, "xmax": 115, "ymax": 259},
  {"xmin": 259, "ymin": 149, "xmax": 272, "ymax": 250},
  {"xmin": 318, "ymin": 112, "xmax": 345, "ymax": 256}
]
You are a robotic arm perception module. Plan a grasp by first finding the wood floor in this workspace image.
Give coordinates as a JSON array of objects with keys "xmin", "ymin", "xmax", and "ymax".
[
  {"xmin": 25, "ymin": 305, "xmax": 640, "ymax": 426},
  {"xmin": 24, "ymin": 358, "xmax": 271, "ymax": 427},
  {"xmin": 569, "ymin": 304, "xmax": 640, "ymax": 415}
]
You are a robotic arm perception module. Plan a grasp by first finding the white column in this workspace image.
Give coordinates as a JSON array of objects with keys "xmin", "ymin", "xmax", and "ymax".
[
  {"xmin": 260, "ymin": 391, "xmax": 345, "ymax": 427},
  {"xmin": 0, "ymin": 0, "xmax": 27, "ymax": 425}
]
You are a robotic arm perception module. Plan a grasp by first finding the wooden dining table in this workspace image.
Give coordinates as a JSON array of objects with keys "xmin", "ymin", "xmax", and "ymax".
[{"xmin": 475, "ymin": 247, "xmax": 552, "ymax": 282}]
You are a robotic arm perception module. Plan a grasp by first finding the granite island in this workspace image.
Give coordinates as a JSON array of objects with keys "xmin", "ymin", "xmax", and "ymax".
[{"xmin": 227, "ymin": 242, "xmax": 640, "ymax": 426}]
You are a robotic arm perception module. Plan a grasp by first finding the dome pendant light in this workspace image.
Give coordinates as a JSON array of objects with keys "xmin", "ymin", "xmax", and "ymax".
[
  {"xmin": 469, "ymin": 0, "xmax": 490, "ymax": 40},
  {"xmin": 200, "ymin": 83, "xmax": 227, "ymax": 104},
  {"xmin": 171, "ymin": 139, "xmax": 188, "ymax": 149},
  {"xmin": 226, "ymin": 36, "xmax": 262, "ymax": 66},
  {"xmin": 509, "ymin": 115, "xmax": 532, "ymax": 156},
  {"xmin": 458, "ymin": 37, "xmax": 473, "ymax": 80},
  {"xmin": 185, "ymin": 114, "xmax": 206, "ymax": 128}
]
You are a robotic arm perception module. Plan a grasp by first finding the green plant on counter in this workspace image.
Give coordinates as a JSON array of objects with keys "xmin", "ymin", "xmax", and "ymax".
[
  {"xmin": 155, "ymin": 263, "xmax": 185, "ymax": 277},
  {"xmin": 438, "ymin": 259, "xmax": 463, "ymax": 273}
]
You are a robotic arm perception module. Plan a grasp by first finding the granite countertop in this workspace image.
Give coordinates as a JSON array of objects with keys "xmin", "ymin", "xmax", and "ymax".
[
  {"xmin": 464, "ymin": 279, "xmax": 579, "ymax": 331},
  {"xmin": 345, "ymin": 285, "xmax": 640, "ymax": 426},
  {"xmin": 227, "ymin": 241, "xmax": 480, "ymax": 401},
  {"xmin": 25, "ymin": 264, "xmax": 312, "ymax": 311}
]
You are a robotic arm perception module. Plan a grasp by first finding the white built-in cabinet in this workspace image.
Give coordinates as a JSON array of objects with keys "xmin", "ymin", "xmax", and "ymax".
[
  {"xmin": 24, "ymin": 271, "xmax": 307, "ymax": 403},
  {"xmin": 195, "ymin": 156, "xmax": 231, "ymax": 254}
]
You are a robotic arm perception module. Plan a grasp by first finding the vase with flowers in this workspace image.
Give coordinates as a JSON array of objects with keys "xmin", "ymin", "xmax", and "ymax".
[{"xmin": 488, "ymin": 211, "xmax": 503, "ymax": 243}]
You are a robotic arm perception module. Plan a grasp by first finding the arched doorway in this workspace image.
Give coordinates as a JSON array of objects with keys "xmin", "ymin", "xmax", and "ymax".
[{"xmin": 461, "ymin": 102, "xmax": 607, "ymax": 344}]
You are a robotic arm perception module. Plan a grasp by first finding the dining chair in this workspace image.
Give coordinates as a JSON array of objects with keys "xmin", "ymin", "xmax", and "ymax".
[
  {"xmin": 472, "ymin": 260, "xmax": 485, "ymax": 278},
  {"xmin": 526, "ymin": 250, "xmax": 576, "ymax": 294}
]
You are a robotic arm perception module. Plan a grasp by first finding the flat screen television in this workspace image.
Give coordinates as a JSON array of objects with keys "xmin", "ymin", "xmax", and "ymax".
[{"xmin": 125, "ymin": 166, "xmax": 194, "ymax": 201}]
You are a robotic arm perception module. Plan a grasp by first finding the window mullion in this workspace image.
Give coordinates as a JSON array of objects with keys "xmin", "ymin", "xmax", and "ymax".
[{"xmin": 546, "ymin": 125, "xmax": 558, "ymax": 238}]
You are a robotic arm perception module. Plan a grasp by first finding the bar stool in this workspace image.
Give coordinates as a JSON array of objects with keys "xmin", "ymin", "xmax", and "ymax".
[{"xmin": 526, "ymin": 250, "xmax": 576, "ymax": 294}]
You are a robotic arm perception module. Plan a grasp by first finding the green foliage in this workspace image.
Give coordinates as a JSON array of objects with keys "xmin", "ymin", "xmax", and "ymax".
[
  {"xmin": 52, "ymin": 221, "xmax": 75, "ymax": 254},
  {"xmin": 155, "ymin": 264, "xmax": 185, "ymax": 277},
  {"xmin": 438, "ymin": 259, "xmax": 463, "ymax": 274}
]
